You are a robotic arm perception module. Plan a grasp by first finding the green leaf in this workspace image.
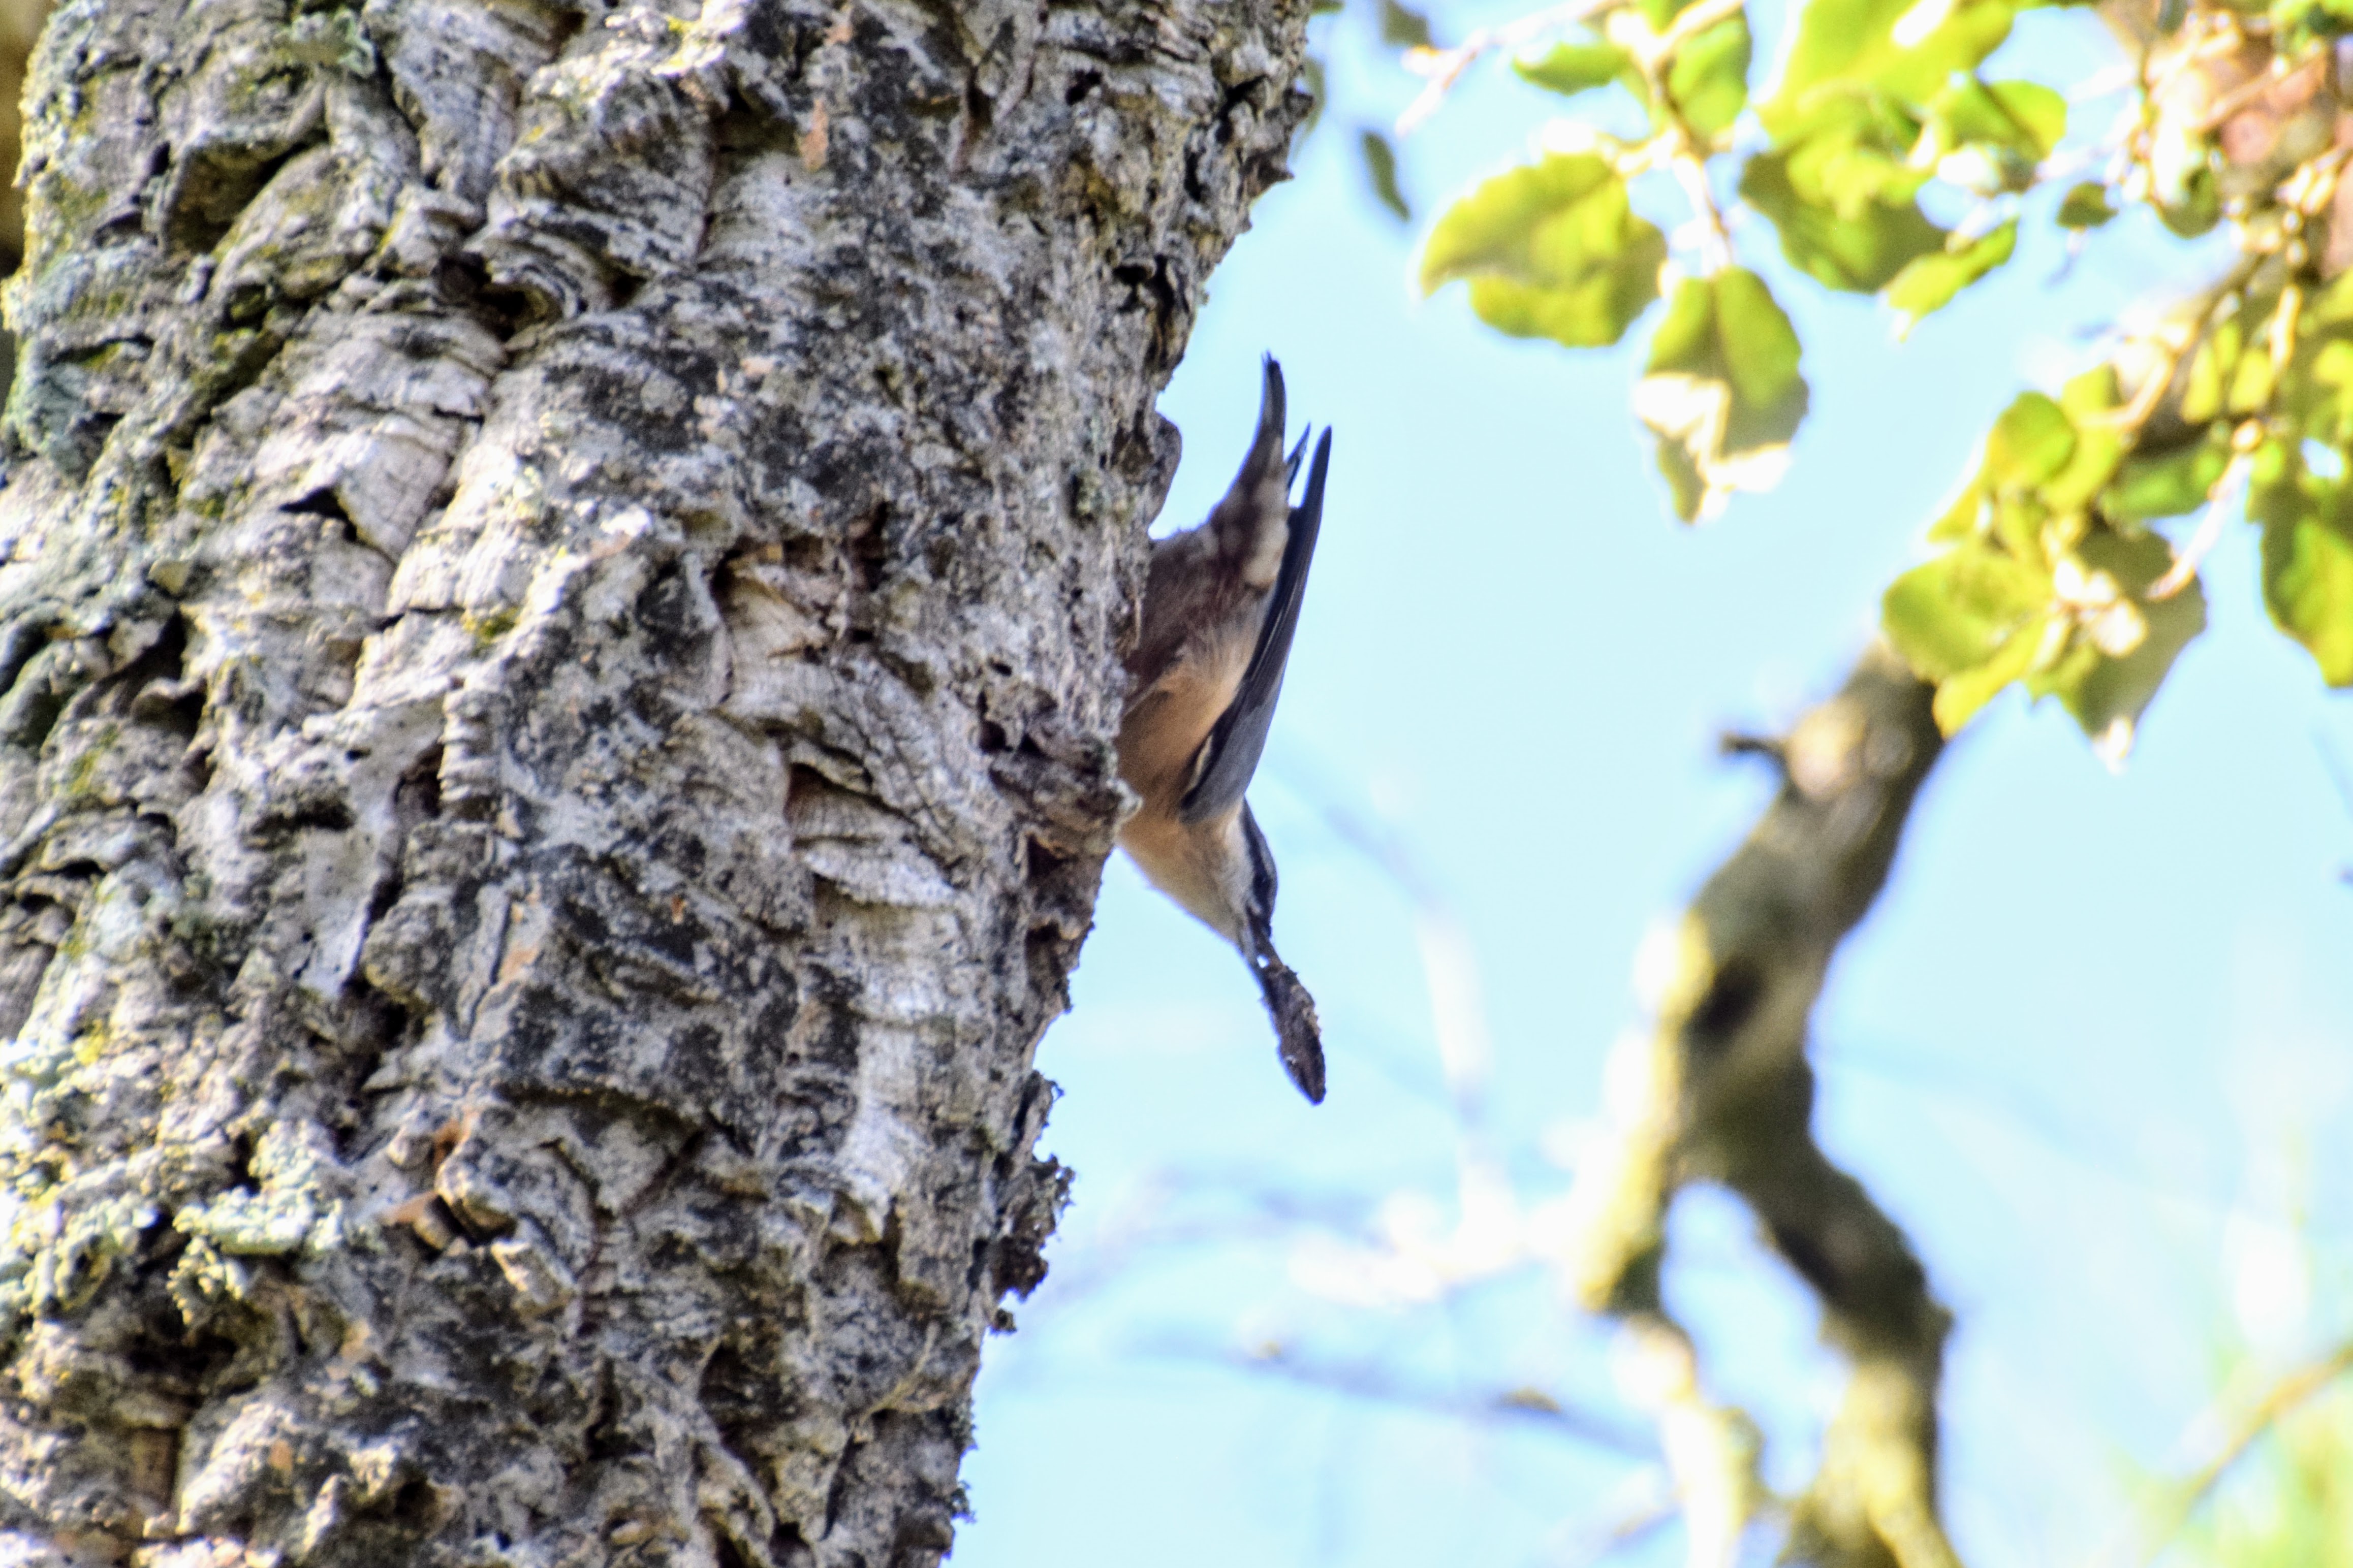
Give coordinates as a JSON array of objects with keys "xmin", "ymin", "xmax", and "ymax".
[
  {"xmin": 2057, "ymin": 181, "xmax": 2117, "ymax": 228},
  {"xmin": 1636, "ymin": 268, "xmax": 1810, "ymax": 519},
  {"xmin": 1380, "ymin": 0, "xmax": 1434, "ymax": 48},
  {"xmin": 1774, "ymin": 93, "xmax": 1933, "ymax": 212},
  {"xmin": 1666, "ymin": 14, "xmax": 1753, "ymax": 141},
  {"xmin": 2226, "ymin": 338, "xmax": 2277, "ymax": 417},
  {"xmin": 1883, "ymin": 540, "xmax": 2052, "ymax": 680},
  {"xmin": 1739, "ymin": 138, "xmax": 1946, "ymax": 293},
  {"xmin": 2156, "ymin": 159, "xmax": 2221, "ymax": 238},
  {"xmin": 2250, "ymin": 457, "xmax": 2353, "ymax": 684},
  {"xmin": 2023, "ymin": 532, "xmax": 2206, "ymax": 745},
  {"xmin": 1515, "ymin": 38, "xmax": 1636, "ymax": 99},
  {"xmin": 1768, "ymin": 0, "xmax": 2020, "ymax": 124},
  {"xmin": 1930, "ymin": 78, "xmax": 2065, "ymax": 161},
  {"xmin": 1886, "ymin": 530, "xmax": 2205, "ymax": 741},
  {"xmin": 1887, "ymin": 220, "xmax": 2018, "ymax": 329},
  {"xmin": 2272, "ymin": 0, "xmax": 2353, "ymax": 49},
  {"xmin": 2042, "ymin": 395, "xmax": 2125, "ymax": 518},
  {"xmin": 2178, "ymin": 314, "xmax": 2245, "ymax": 426},
  {"xmin": 1360, "ymin": 131, "xmax": 1410, "ymax": 221},
  {"xmin": 1421, "ymin": 154, "xmax": 1667, "ymax": 348},
  {"xmin": 1985, "ymin": 391, "xmax": 2076, "ymax": 491},
  {"xmin": 2283, "ymin": 326, "xmax": 2353, "ymax": 447},
  {"xmin": 1929, "ymin": 611, "xmax": 2050, "ymax": 732},
  {"xmin": 2104, "ymin": 431, "xmax": 2232, "ymax": 525}
]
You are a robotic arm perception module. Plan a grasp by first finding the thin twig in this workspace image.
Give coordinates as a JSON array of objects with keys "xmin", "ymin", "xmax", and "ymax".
[
  {"xmin": 1668, "ymin": 149, "xmax": 1734, "ymax": 270},
  {"xmin": 1546, "ymin": 1488, "xmax": 1680, "ymax": 1567},
  {"xmin": 2089, "ymin": 254, "xmax": 2264, "ymax": 437},
  {"xmin": 1396, "ymin": 0, "xmax": 1616, "ymax": 136},
  {"xmin": 1639, "ymin": 0, "xmax": 1744, "ymax": 63},
  {"xmin": 2098, "ymin": 1337, "xmax": 2353, "ymax": 1568},
  {"xmin": 2148, "ymin": 431, "xmax": 2253, "ymax": 601},
  {"xmin": 1148, "ymin": 1338, "xmax": 1658, "ymax": 1457},
  {"xmin": 1273, "ymin": 757, "xmax": 1507, "ymax": 1221}
]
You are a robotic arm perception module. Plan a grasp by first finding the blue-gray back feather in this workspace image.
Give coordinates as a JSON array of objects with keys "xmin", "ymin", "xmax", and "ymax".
[{"xmin": 1179, "ymin": 427, "xmax": 1332, "ymax": 824}]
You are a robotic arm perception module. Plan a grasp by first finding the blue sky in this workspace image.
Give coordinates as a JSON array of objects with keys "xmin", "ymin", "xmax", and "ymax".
[{"xmin": 952, "ymin": 4, "xmax": 2353, "ymax": 1563}]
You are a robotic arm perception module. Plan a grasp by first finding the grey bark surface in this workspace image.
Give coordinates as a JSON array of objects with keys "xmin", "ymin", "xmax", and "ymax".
[{"xmin": 0, "ymin": 1, "xmax": 1309, "ymax": 1563}]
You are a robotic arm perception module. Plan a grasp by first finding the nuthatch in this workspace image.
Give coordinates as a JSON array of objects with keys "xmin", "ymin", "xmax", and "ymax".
[{"xmin": 1116, "ymin": 358, "xmax": 1332, "ymax": 1103}]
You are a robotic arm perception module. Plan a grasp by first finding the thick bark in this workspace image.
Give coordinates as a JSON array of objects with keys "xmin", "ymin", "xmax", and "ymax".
[{"xmin": 0, "ymin": 2, "xmax": 1307, "ymax": 1564}]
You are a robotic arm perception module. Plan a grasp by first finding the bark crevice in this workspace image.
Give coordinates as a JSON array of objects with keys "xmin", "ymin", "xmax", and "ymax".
[{"xmin": 0, "ymin": 0, "xmax": 1314, "ymax": 1561}]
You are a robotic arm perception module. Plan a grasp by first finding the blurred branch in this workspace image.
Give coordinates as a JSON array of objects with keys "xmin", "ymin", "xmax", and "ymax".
[
  {"xmin": 1558, "ymin": 643, "xmax": 1956, "ymax": 1568},
  {"xmin": 1274, "ymin": 758, "xmax": 1536, "ymax": 1312},
  {"xmin": 1148, "ymin": 1336, "xmax": 1658, "ymax": 1457},
  {"xmin": 2105, "ymin": 1336, "xmax": 2353, "ymax": 1568},
  {"xmin": 1546, "ymin": 1476, "xmax": 1682, "ymax": 1568},
  {"xmin": 1396, "ymin": 0, "xmax": 1610, "ymax": 134},
  {"xmin": 1303, "ymin": 788, "xmax": 1496, "ymax": 1117}
]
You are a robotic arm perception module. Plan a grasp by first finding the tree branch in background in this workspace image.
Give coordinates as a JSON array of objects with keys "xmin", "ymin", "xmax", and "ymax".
[
  {"xmin": 1560, "ymin": 643, "xmax": 1953, "ymax": 1568},
  {"xmin": 1152, "ymin": 1338, "xmax": 1657, "ymax": 1457},
  {"xmin": 2100, "ymin": 1336, "xmax": 2353, "ymax": 1568}
]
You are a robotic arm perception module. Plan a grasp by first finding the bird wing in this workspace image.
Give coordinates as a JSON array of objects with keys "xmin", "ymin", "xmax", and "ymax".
[{"xmin": 1179, "ymin": 427, "xmax": 1331, "ymax": 823}]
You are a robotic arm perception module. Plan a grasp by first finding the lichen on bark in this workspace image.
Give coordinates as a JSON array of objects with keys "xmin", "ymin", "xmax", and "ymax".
[{"xmin": 0, "ymin": 0, "xmax": 1313, "ymax": 1562}]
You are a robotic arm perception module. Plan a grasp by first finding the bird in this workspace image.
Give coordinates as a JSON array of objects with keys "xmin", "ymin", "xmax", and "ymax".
[{"xmin": 1115, "ymin": 357, "xmax": 1331, "ymax": 1103}]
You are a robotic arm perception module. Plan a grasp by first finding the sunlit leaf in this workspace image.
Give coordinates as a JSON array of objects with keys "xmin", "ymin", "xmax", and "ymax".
[
  {"xmin": 1883, "ymin": 539, "xmax": 2051, "ymax": 680},
  {"xmin": 2043, "ymin": 377, "xmax": 2126, "ymax": 517},
  {"xmin": 1667, "ymin": 14, "xmax": 1753, "ymax": 141},
  {"xmin": 1635, "ymin": 268, "xmax": 1810, "ymax": 519},
  {"xmin": 1360, "ymin": 130, "xmax": 1410, "ymax": 221},
  {"xmin": 2023, "ymin": 532, "xmax": 2206, "ymax": 743},
  {"xmin": 2105, "ymin": 430, "xmax": 2232, "ymax": 525},
  {"xmin": 1515, "ymin": 38, "xmax": 1636, "ymax": 99},
  {"xmin": 1886, "ymin": 528, "xmax": 2204, "ymax": 741},
  {"xmin": 1773, "ymin": 92, "xmax": 1933, "ymax": 212},
  {"xmin": 1928, "ymin": 611, "xmax": 2049, "ymax": 732},
  {"xmin": 1985, "ymin": 391, "xmax": 2076, "ymax": 491},
  {"xmin": 2281, "ymin": 293, "xmax": 2353, "ymax": 446},
  {"xmin": 2274, "ymin": 0, "xmax": 2353, "ymax": 47},
  {"xmin": 2057, "ymin": 181, "xmax": 2117, "ymax": 228},
  {"xmin": 1930, "ymin": 78, "xmax": 2065, "ymax": 160},
  {"xmin": 2179, "ymin": 315, "xmax": 2245, "ymax": 426},
  {"xmin": 2250, "ymin": 453, "xmax": 2353, "ymax": 684},
  {"xmin": 1887, "ymin": 220, "xmax": 2017, "ymax": 329},
  {"xmin": 1421, "ymin": 154, "xmax": 1667, "ymax": 348},
  {"xmin": 1767, "ymin": 0, "xmax": 2020, "ymax": 125},
  {"xmin": 1740, "ymin": 142, "xmax": 1946, "ymax": 292},
  {"xmin": 2227, "ymin": 339, "xmax": 2278, "ymax": 416}
]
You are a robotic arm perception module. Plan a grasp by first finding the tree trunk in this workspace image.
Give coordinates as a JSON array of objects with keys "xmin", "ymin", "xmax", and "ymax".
[{"xmin": 0, "ymin": 2, "xmax": 1307, "ymax": 1563}]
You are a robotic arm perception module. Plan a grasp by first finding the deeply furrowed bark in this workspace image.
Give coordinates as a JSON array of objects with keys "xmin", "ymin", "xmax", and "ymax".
[{"xmin": 0, "ymin": 2, "xmax": 1309, "ymax": 1563}]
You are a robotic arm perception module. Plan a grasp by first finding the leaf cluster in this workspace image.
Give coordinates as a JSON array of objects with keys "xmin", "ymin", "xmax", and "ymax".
[{"xmin": 1409, "ymin": 0, "xmax": 2353, "ymax": 752}]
